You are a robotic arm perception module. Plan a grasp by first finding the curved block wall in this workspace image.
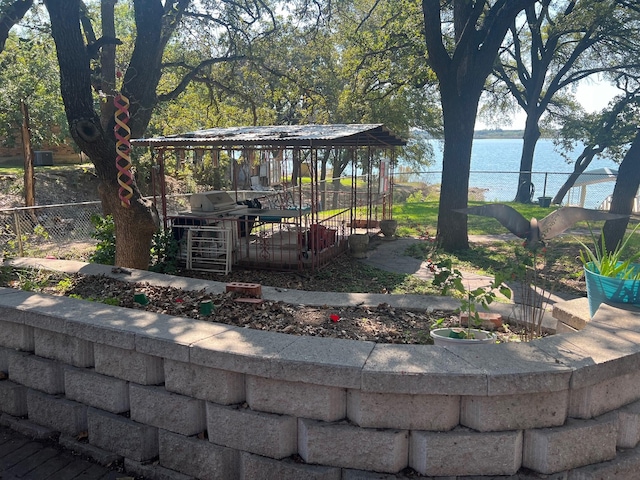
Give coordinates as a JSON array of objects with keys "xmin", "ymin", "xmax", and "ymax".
[{"xmin": 1, "ymin": 287, "xmax": 640, "ymax": 479}]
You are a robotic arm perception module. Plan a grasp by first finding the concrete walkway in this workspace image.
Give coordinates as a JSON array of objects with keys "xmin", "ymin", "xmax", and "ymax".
[
  {"xmin": 0, "ymin": 424, "xmax": 127, "ymax": 480},
  {"xmin": 362, "ymin": 234, "xmax": 580, "ymax": 309}
]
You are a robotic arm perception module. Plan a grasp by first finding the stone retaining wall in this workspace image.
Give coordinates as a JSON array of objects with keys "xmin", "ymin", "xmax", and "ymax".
[{"xmin": 1, "ymin": 287, "xmax": 640, "ymax": 479}]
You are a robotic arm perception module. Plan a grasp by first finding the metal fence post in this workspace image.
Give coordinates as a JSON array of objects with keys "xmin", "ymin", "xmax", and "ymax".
[{"xmin": 13, "ymin": 210, "xmax": 23, "ymax": 257}]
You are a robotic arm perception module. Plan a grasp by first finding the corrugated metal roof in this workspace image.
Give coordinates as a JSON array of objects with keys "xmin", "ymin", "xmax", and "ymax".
[{"xmin": 131, "ymin": 124, "xmax": 406, "ymax": 148}]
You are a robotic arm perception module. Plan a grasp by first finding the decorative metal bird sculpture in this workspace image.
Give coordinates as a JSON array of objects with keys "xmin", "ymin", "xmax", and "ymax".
[{"xmin": 456, "ymin": 204, "xmax": 628, "ymax": 250}]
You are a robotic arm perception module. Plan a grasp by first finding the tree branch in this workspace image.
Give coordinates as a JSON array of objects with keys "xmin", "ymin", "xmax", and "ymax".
[
  {"xmin": 0, "ymin": 0, "xmax": 33, "ymax": 52},
  {"xmin": 157, "ymin": 55, "xmax": 247, "ymax": 102}
]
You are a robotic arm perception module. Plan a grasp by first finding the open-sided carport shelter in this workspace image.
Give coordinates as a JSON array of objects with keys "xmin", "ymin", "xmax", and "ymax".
[{"xmin": 132, "ymin": 124, "xmax": 406, "ymax": 273}]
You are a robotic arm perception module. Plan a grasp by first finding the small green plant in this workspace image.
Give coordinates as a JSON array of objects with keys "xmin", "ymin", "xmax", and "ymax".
[
  {"xmin": 33, "ymin": 224, "xmax": 50, "ymax": 240},
  {"xmin": 68, "ymin": 293, "xmax": 120, "ymax": 306},
  {"xmin": 0, "ymin": 266, "xmax": 13, "ymax": 286},
  {"xmin": 431, "ymin": 258, "xmax": 510, "ymax": 339},
  {"xmin": 578, "ymin": 223, "xmax": 640, "ymax": 280},
  {"xmin": 14, "ymin": 267, "xmax": 51, "ymax": 292},
  {"xmin": 508, "ymin": 245, "xmax": 553, "ymax": 342},
  {"xmin": 149, "ymin": 228, "xmax": 180, "ymax": 274},
  {"xmin": 55, "ymin": 276, "xmax": 74, "ymax": 292},
  {"xmin": 89, "ymin": 214, "xmax": 116, "ymax": 265},
  {"xmin": 89, "ymin": 215, "xmax": 179, "ymax": 272}
]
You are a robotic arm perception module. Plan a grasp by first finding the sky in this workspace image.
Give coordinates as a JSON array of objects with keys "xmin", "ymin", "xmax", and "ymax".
[{"xmin": 478, "ymin": 80, "xmax": 622, "ymax": 130}]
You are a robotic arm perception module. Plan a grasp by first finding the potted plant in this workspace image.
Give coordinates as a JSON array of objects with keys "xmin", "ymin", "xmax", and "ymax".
[
  {"xmin": 538, "ymin": 196, "xmax": 552, "ymax": 208},
  {"xmin": 578, "ymin": 223, "xmax": 640, "ymax": 317},
  {"xmin": 430, "ymin": 260, "xmax": 510, "ymax": 345}
]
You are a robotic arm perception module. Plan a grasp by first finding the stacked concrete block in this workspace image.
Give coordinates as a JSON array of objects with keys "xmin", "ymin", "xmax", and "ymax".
[
  {"xmin": 87, "ymin": 407, "xmax": 158, "ymax": 462},
  {"xmin": 568, "ymin": 446, "xmax": 640, "ymax": 480},
  {"xmin": 7, "ymin": 351, "xmax": 64, "ymax": 394},
  {"xmin": 347, "ymin": 390, "xmax": 459, "ymax": 430},
  {"xmin": 206, "ymin": 402, "xmax": 297, "ymax": 459},
  {"xmin": 124, "ymin": 458, "xmax": 194, "ymax": 480},
  {"xmin": 298, "ymin": 418, "xmax": 408, "ymax": 473},
  {"xmin": 461, "ymin": 390, "xmax": 569, "ymax": 431},
  {"xmin": 3, "ymin": 286, "xmax": 640, "ymax": 478},
  {"xmin": 523, "ymin": 417, "xmax": 617, "ymax": 474},
  {"xmin": 64, "ymin": 366, "xmax": 129, "ymax": 413},
  {"xmin": 1, "ymin": 415, "xmax": 58, "ymax": 440},
  {"xmin": 410, "ymin": 427, "xmax": 523, "ymax": 477},
  {"xmin": 164, "ymin": 358, "xmax": 245, "ymax": 405},
  {"xmin": 27, "ymin": 389, "xmax": 87, "ymax": 436},
  {"xmin": 159, "ymin": 429, "xmax": 239, "ymax": 480},
  {"xmin": 34, "ymin": 328, "xmax": 94, "ymax": 367},
  {"xmin": 0, "ymin": 346, "xmax": 8, "ymax": 373},
  {"xmin": 570, "ymin": 369, "xmax": 640, "ymax": 419},
  {"xmin": 246, "ymin": 375, "xmax": 346, "ymax": 422},
  {"xmin": 59, "ymin": 434, "xmax": 123, "ymax": 466},
  {"xmin": 0, "ymin": 380, "xmax": 27, "ymax": 416},
  {"xmin": 617, "ymin": 400, "xmax": 640, "ymax": 448},
  {"xmin": 130, "ymin": 384, "xmax": 206, "ymax": 436},
  {"xmin": 240, "ymin": 451, "xmax": 341, "ymax": 480},
  {"xmin": 0, "ymin": 320, "xmax": 34, "ymax": 351},
  {"xmin": 94, "ymin": 343, "xmax": 164, "ymax": 385},
  {"xmin": 341, "ymin": 469, "xmax": 418, "ymax": 480}
]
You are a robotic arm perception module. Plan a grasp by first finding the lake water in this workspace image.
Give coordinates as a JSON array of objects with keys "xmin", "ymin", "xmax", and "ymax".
[{"xmin": 413, "ymin": 138, "xmax": 620, "ymax": 208}]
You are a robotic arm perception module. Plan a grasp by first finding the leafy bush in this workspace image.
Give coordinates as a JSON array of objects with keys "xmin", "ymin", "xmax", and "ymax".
[
  {"xmin": 89, "ymin": 214, "xmax": 179, "ymax": 272},
  {"xmin": 149, "ymin": 228, "xmax": 180, "ymax": 274},
  {"xmin": 89, "ymin": 214, "xmax": 116, "ymax": 265}
]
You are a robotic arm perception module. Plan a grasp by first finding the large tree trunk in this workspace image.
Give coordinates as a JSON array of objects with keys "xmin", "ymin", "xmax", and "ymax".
[
  {"xmin": 436, "ymin": 88, "xmax": 479, "ymax": 251},
  {"xmin": 514, "ymin": 116, "xmax": 541, "ymax": 203},
  {"xmin": 422, "ymin": 0, "xmax": 536, "ymax": 252},
  {"xmin": 602, "ymin": 129, "xmax": 640, "ymax": 251},
  {"xmin": 44, "ymin": 0, "xmax": 159, "ymax": 269}
]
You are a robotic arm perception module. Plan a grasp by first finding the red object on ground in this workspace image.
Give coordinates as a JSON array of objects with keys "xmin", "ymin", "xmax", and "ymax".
[
  {"xmin": 226, "ymin": 282, "xmax": 262, "ymax": 298},
  {"xmin": 459, "ymin": 312, "xmax": 503, "ymax": 330},
  {"xmin": 330, "ymin": 314, "xmax": 340, "ymax": 322}
]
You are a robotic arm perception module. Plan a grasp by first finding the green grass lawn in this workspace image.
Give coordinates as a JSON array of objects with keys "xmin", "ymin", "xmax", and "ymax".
[
  {"xmin": 390, "ymin": 198, "xmax": 640, "ymax": 296},
  {"xmin": 393, "ymin": 199, "xmax": 576, "ymax": 236},
  {"xmin": 0, "ymin": 163, "xmax": 94, "ymax": 176}
]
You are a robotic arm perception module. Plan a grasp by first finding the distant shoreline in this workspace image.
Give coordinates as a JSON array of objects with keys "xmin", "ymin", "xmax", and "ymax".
[
  {"xmin": 473, "ymin": 130, "xmax": 524, "ymax": 139},
  {"xmin": 472, "ymin": 130, "xmax": 555, "ymax": 139}
]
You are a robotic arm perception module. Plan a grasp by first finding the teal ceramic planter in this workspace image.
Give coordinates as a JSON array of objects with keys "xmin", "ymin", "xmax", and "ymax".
[{"xmin": 584, "ymin": 262, "xmax": 640, "ymax": 318}]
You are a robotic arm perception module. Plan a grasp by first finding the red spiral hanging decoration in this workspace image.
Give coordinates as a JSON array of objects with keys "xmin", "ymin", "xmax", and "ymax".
[{"xmin": 114, "ymin": 93, "xmax": 133, "ymax": 208}]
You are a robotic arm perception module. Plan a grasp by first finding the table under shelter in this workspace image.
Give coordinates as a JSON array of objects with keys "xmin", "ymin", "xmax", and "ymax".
[{"xmin": 132, "ymin": 124, "xmax": 405, "ymax": 273}]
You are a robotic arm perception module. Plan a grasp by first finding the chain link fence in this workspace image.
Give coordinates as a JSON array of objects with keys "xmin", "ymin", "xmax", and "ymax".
[
  {"xmin": 396, "ymin": 170, "xmax": 619, "ymax": 209},
  {"xmin": 0, "ymin": 195, "xmax": 195, "ymax": 260},
  {"xmin": 1, "ymin": 170, "xmax": 626, "ymax": 261},
  {"xmin": 0, "ymin": 201, "xmax": 103, "ymax": 260}
]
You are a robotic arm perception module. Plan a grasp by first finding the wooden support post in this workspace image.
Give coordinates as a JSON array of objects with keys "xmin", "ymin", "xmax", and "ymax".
[{"xmin": 20, "ymin": 100, "xmax": 35, "ymax": 208}]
